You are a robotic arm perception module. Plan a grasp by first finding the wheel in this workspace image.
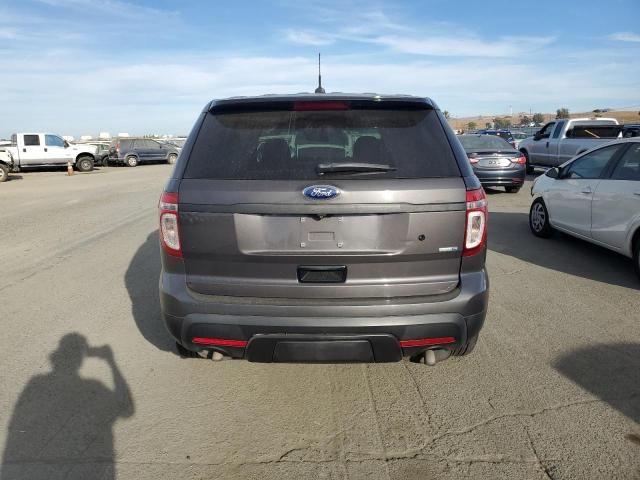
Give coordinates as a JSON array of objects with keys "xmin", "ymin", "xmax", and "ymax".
[
  {"xmin": 529, "ymin": 199, "xmax": 554, "ymax": 238},
  {"xmin": 76, "ymin": 156, "xmax": 94, "ymax": 172},
  {"xmin": 505, "ymin": 186, "xmax": 521, "ymax": 193},
  {"xmin": 167, "ymin": 153, "xmax": 177, "ymax": 165},
  {"xmin": 633, "ymin": 238, "xmax": 640, "ymax": 280},
  {"xmin": 0, "ymin": 163, "xmax": 8, "ymax": 182},
  {"xmin": 521, "ymin": 150, "xmax": 534, "ymax": 174},
  {"xmin": 126, "ymin": 155, "xmax": 138, "ymax": 167},
  {"xmin": 101, "ymin": 156, "xmax": 109, "ymax": 167},
  {"xmin": 450, "ymin": 333, "xmax": 478, "ymax": 356}
]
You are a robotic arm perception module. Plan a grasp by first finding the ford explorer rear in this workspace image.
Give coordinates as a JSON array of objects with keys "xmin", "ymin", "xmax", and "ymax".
[{"xmin": 159, "ymin": 94, "xmax": 489, "ymax": 364}]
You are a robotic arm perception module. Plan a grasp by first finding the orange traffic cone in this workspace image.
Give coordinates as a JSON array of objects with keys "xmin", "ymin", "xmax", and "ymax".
[{"xmin": 67, "ymin": 160, "xmax": 74, "ymax": 176}]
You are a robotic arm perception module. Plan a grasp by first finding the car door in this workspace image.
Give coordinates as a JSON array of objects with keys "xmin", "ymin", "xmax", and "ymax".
[
  {"xmin": 546, "ymin": 121, "xmax": 565, "ymax": 166},
  {"xmin": 133, "ymin": 139, "xmax": 150, "ymax": 162},
  {"xmin": 19, "ymin": 134, "xmax": 46, "ymax": 166},
  {"xmin": 43, "ymin": 134, "xmax": 69, "ymax": 165},
  {"xmin": 546, "ymin": 144, "xmax": 625, "ymax": 237},
  {"xmin": 149, "ymin": 140, "xmax": 166, "ymax": 161},
  {"xmin": 144, "ymin": 139, "xmax": 162, "ymax": 161},
  {"xmin": 528, "ymin": 122, "xmax": 555, "ymax": 166},
  {"xmin": 591, "ymin": 143, "xmax": 640, "ymax": 251}
]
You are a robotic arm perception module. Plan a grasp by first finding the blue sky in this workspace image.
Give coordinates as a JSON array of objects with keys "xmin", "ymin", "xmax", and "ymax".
[{"xmin": 1, "ymin": 0, "xmax": 639, "ymax": 137}]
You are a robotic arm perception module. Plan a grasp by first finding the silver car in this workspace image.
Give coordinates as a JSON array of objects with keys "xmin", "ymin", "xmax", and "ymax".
[{"xmin": 529, "ymin": 138, "xmax": 640, "ymax": 278}]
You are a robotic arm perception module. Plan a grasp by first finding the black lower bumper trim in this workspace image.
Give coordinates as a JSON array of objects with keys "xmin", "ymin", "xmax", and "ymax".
[{"xmin": 246, "ymin": 334, "xmax": 401, "ymax": 363}]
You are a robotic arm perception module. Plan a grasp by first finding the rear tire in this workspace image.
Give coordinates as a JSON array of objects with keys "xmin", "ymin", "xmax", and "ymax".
[
  {"xmin": 76, "ymin": 156, "xmax": 94, "ymax": 172},
  {"xmin": 126, "ymin": 155, "xmax": 138, "ymax": 167},
  {"xmin": 633, "ymin": 238, "xmax": 640, "ymax": 280},
  {"xmin": 529, "ymin": 199, "xmax": 554, "ymax": 238},
  {"xmin": 101, "ymin": 156, "xmax": 109, "ymax": 167},
  {"xmin": 0, "ymin": 163, "xmax": 8, "ymax": 182},
  {"xmin": 167, "ymin": 153, "xmax": 177, "ymax": 165},
  {"xmin": 505, "ymin": 186, "xmax": 521, "ymax": 193},
  {"xmin": 451, "ymin": 333, "xmax": 478, "ymax": 356}
]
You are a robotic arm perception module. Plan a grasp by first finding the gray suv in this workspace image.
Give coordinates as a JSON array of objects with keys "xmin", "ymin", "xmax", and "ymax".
[{"xmin": 159, "ymin": 94, "xmax": 489, "ymax": 363}]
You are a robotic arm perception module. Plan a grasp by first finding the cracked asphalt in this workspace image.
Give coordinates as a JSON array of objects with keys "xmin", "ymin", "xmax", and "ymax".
[{"xmin": 0, "ymin": 165, "xmax": 638, "ymax": 479}]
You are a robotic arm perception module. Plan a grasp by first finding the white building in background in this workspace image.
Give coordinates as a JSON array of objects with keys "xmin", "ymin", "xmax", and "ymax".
[
  {"xmin": 117, "ymin": 132, "xmax": 130, "ymax": 137},
  {"xmin": 62, "ymin": 135, "xmax": 74, "ymax": 142},
  {"xmin": 99, "ymin": 132, "xmax": 111, "ymax": 139},
  {"xmin": 80, "ymin": 135, "xmax": 92, "ymax": 141}
]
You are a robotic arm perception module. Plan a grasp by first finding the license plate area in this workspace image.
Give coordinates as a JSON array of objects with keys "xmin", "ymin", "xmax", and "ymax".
[
  {"xmin": 299, "ymin": 215, "xmax": 344, "ymax": 250},
  {"xmin": 478, "ymin": 158, "xmax": 511, "ymax": 168}
]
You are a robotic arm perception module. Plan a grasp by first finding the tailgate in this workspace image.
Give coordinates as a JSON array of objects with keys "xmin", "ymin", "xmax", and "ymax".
[{"xmin": 179, "ymin": 178, "xmax": 466, "ymax": 299}]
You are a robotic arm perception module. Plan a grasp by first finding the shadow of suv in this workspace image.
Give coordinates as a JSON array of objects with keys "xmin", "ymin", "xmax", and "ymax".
[{"xmin": 109, "ymin": 138, "xmax": 179, "ymax": 167}]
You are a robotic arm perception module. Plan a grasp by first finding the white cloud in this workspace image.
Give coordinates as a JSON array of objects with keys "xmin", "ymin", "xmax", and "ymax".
[
  {"xmin": 284, "ymin": 30, "xmax": 335, "ymax": 46},
  {"xmin": 608, "ymin": 32, "xmax": 640, "ymax": 43},
  {"xmin": 33, "ymin": 0, "xmax": 177, "ymax": 18},
  {"xmin": 0, "ymin": 2, "xmax": 637, "ymax": 137},
  {"xmin": 369, "ymin": 34, "xmax": 554, "ymax": 57},
  {"xmin": 1, "ymin": 51, "xmax": 638, "ymax": 137},
  {"xmin": 282, "ymin": 4, "xmax": 555, "ymax": 58}
]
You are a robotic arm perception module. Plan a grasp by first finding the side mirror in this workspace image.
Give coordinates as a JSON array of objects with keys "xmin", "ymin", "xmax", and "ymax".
[
  {"xmin": 546, "ymin": 167, "xmax": 560, "ymax": 179},
  {"xmin": 533, "ymin": 133, "xmax": 542, "ymax": 141},
  {"xmin": 63, "ymin": 140, "xmax": 69, "ymax": 148}
]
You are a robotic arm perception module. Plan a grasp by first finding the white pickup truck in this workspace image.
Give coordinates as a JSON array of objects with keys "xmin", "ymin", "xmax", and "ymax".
[
  {"xmin": 0, "ymin": 148, "xmax": 14, "ymax": 182},
  {"xmin": 519, "ymin": 118, "xmax": 621, "ymax": 172},
  {"xmin": 6, "ymin": 133, "xmax": 97, "ymax": 172}
]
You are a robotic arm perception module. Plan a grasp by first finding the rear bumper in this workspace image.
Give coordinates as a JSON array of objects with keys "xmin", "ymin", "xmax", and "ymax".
[
  {"xmin": 159, "ymin": 268, "xmax": 489, "ymax": 362},
  {"xmin": 473, "ymin": 166, "xmax": 526, "ymax": 187}
]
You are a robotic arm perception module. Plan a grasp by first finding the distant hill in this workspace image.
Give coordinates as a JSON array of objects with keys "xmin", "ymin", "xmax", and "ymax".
[{"xmin": 450, "ymin": 110, "xmax": 640, "ymax": 130}]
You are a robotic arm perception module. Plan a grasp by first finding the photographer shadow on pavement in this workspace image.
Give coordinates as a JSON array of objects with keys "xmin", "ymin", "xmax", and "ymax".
[
  {"xmin": 125, "ymin": 230, "xmax": 175, "ymax": 353},
  {"xmin": 553, "ymin": 343, "xmax": 640, "ymax": 424},
  {"xmin": 1, "ymin": 333, "xmax": 134, "ymax": 480}
]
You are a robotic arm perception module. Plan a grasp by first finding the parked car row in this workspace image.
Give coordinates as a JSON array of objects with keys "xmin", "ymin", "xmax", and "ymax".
[{"xmin": 0, "ymin": 133, "xmax": 181, "ymax": 181}]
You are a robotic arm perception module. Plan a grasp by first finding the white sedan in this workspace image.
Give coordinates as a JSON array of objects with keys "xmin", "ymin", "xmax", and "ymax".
[{"xmin": 529, "ymin": 138, "xmax": 640, "ymax": 278}]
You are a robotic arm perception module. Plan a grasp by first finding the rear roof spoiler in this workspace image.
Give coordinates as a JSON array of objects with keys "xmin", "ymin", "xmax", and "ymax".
[{"xmin": 206, "ymin": 95, "xmax": 438, "ymax": 113}]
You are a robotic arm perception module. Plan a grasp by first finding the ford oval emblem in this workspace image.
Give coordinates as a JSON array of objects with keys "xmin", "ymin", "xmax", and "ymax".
[{"xmin": 302, "ymin": 185, "xmax": 340, "ymax": 200}]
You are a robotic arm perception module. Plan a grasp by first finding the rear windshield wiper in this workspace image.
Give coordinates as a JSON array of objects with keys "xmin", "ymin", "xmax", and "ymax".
[{"xmin": 316, "ymin": 162, "xmax": 396, "ymax": 175}]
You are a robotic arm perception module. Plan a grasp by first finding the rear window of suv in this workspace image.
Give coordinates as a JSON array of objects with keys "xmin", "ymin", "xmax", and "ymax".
[{"xmin": 184, "ymin": 108, "xmax": 459, "ymax": 179}]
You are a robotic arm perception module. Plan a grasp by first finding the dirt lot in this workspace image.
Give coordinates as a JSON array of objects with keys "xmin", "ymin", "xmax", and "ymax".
[{"xmin": 0, "ymin": 165, "xmax": 638, "ymax": 479}]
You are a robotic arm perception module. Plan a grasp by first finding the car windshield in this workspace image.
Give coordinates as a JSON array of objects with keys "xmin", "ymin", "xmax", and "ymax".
[
  {"xmin": 184, "ymin": 108, "xmax": 459, "ymax": 179},
  {"xmin": 458, "ymin": 135, "xmax": 515, "ymax": 152}
]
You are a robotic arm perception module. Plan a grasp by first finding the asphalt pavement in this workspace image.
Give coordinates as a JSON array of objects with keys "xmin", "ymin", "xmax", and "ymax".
[{"xmin": 0, "ymin": 165, "xmax": 638, "ymax": 479}]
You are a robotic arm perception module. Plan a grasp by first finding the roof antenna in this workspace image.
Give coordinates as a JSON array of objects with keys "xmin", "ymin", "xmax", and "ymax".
[{"xmin": 315, "ymin": 52, "xmax": 325, "ymax": 94}]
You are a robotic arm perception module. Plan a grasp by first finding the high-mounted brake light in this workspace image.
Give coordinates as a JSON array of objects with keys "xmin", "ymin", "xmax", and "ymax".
[
  {"xmin": 159, "ymin": 191, "xmax": 182, "ymax": 257},
  {"xmin": 463, "ymin": 188, "xmax": 488, "ymax": 257},
  {"xmin": 293, "ymin": 101, "xmax": 349, "ymax": 111}
]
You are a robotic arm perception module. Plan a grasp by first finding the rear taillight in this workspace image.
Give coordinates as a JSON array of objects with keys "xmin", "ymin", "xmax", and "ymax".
[
  {"xmin": 514, "ymin": 155, "xmax": 527, "ymax": 165},
  {"xmin": 463, "ymin": 188, "xmax": 488, "ymax": 257},
  {"xmin": 468, "ymin": 155, "xmax": 479, "ymax": 165},
  {"xmin": 159, "ymin": 192, "xmax": 181, "ymax": 257}
]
